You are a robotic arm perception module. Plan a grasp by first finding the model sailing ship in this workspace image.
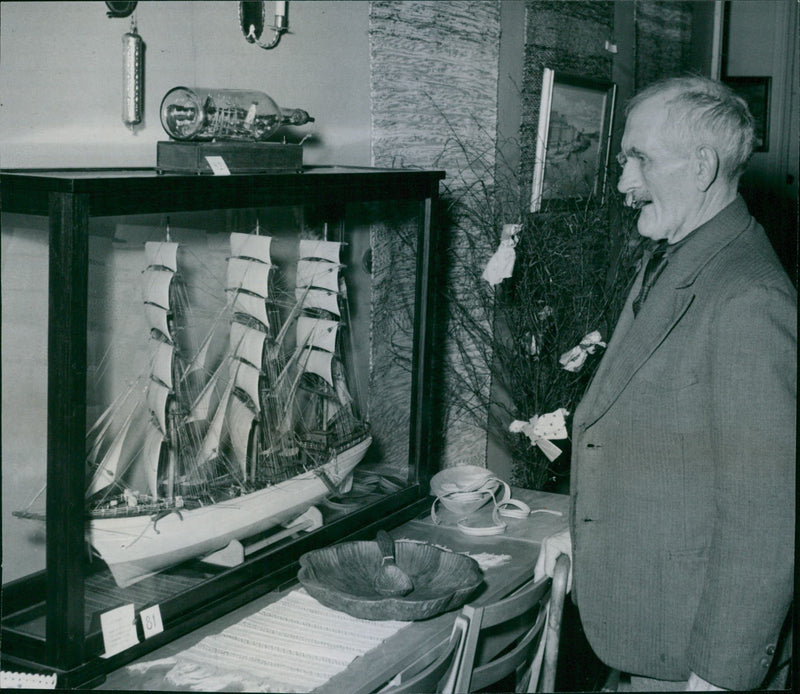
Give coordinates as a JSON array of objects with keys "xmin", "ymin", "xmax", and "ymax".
[{"xmin": 16, "ymin": 224, "xmax": 372, "ymax": 588}]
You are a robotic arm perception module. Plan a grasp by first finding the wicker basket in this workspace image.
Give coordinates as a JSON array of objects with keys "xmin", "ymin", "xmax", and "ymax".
[{"xmin": 298, "ymin": 539, "xmax": 483, "ymax": 621}]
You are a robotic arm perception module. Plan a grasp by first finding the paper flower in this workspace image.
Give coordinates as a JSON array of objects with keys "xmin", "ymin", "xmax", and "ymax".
[
  {"xmin": 509, "ymin": 408, "xmax": 569, "ymax": 461},
  {"xmin": 525, "ymin": 332, "xmax": 539, "ymax": 357},
  {"xmin": 559, "ymin": 330, "xmax": 606, "ymax": 372},
  {"xmin": 482, "ymin": 223, "xmax": 521, "ymax": 286}
]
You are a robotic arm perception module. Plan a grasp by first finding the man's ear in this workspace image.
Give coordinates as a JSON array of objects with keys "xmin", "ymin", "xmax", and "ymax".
[{"xmin": 694, "ymin": 145, "xmax": 719, "ymax": 191}]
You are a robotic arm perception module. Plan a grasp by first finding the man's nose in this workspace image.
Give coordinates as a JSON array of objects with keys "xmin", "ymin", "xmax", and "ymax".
[{"xmin": 617, "ymin": 161, "xmax": 637, "ymax": 194}]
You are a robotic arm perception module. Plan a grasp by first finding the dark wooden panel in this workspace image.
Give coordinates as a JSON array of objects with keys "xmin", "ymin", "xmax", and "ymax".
[
  {"xmin": 0, "ymin": 168, "xmax": 445, "ymax": 217},
  {"xmin": 156, "ymin": 141, "xmax": 303, "ymax": 174},
  {"xmin": 46, "ymin": 192, "xmax": 89, "ymax": 669}
]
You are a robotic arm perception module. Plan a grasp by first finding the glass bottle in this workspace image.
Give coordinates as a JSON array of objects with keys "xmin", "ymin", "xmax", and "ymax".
[{"xmin": 160, "ymin": 87, "xmax": 313, "ymax": 142}]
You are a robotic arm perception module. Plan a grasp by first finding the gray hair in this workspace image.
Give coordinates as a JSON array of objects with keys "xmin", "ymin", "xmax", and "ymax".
[{"xmin": 627, "ymin": 75, "xmax": 756, "ymax": 180}]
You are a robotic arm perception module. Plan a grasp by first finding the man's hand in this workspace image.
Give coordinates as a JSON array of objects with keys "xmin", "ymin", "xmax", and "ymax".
[
  {"xmin": 533, "ymin": 528, "xmax": 573, "ymax": 592},
  {"xmin": 686, "ymin": 672, "xmax": 726, "ymax": 691}
]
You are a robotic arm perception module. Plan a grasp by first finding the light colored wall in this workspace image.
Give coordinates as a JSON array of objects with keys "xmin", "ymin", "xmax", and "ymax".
[{"xmin": 0, "ymin": 1, "xmax": 372, "ymax": 168}]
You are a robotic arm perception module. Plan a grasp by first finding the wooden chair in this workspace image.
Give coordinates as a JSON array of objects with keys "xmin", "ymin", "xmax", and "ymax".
[
  {"xmin": 382, "ymin": 615, "xmax": 469, "ymax": 694},
  {"xmin": 452, "ymin": 553, "xmax": 571, "ymax": 693}
]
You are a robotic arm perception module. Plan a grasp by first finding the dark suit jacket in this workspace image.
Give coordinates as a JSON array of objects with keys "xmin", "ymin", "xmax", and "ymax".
[{"xmin": 570, "ymin": 197, "xmax": 795, "ymax": 690}]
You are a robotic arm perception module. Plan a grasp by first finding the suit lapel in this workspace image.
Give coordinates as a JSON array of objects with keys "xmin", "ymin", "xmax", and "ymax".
[
  {"xmin": 579, "ymin": 286, "xmax": 695, "ymax": 429},
  {"xmin": 576, "ymin": 196, "xmax": 752, "ymax": 431}
]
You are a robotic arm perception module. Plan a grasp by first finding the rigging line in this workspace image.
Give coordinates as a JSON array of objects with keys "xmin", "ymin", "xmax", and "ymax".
[
  {"xmin": 91, "ymin": 340, "xmax": 115, "ymax": 388},
  {"xmin": 278, "ymin": 339, "xmax": 317, "ymax": 434},
  {"xmin": 273, "ymin": 323, "xmax": 313, "ymax": 395},
  {"xmin": 89, "ymin": 409, "xmax": 151, "ymax": 504},
  {"xmin": 21, "ymin": 483, "xmax": 47, "ymax": 514},
  {"xmin": 86, "ymin": 376, "xmax": 141, "ymax": 440},
  {"xmin": 178, "ymin": 302, "xmax": 231, "ymax": 387},
  {"xmin": 180, "ymin": 243, "xmax": 231, "ymax": 290},
  {"xmin": 276, "ymin": 284, "xmax": 311, "ymax": 347},
  {"xmin": 194, "ymin": 363, "xmax": 238, "ymax": 472},
  {"xmin": 341, "ymin": 287, "xmax": 364, "ymax": 420},
  {"xmin": 172, "ymin": 273, "xmax": 229, "ymax": 332},
  {"xmin": 186, "ymin": 352, "xmax": 230, "ymax": 420}
]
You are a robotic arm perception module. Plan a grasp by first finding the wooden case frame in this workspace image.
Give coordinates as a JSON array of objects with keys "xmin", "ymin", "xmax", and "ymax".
[{"xmin": 0, "ymin": 166, "xmax": 444, "ymax": 687}]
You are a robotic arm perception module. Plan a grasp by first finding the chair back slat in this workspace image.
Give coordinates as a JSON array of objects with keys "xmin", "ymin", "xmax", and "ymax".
[
  {"xmin": 384, "ymin": 615, "xmax": 468, "ymax": 694},
  {"xmin": 469, "ymin": 607, "xmax": 548, "ymax": 691},
  {"xmin": 454, "ymin": 576, "xmax": 551, "ymax": 692},
  {"xmin": 453, "ymin": 553, "xmax": 571, "ymax": 693},
  {"xmin": 476, "ymin": 577, "xmax": 551, "ymax": 629},
  {"xmin": 541, "ymin": 554, "xmax": 570, "ymax": 692}
]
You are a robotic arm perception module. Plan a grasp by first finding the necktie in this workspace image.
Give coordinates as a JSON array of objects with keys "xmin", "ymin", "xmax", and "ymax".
[{"xmin": 632, "ymin": 242, "xmax": 669, "ymax": 316}]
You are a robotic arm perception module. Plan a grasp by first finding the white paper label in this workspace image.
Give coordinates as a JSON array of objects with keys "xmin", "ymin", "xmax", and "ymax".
[
  {"xmin": 100, "ymin": 603, "xmax": 139, "ymax": 657},
  {"xmin": 140, "ymin": 604, "xmax": 164, "ymax": 639},
  {"xmin": 205, "ymin": 156, "xmax": 231, "ymax": 175}
]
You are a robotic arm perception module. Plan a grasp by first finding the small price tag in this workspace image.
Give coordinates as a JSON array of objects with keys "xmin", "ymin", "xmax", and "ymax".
[
  {"xmin": 99, "ymin": 603, "xmax": 139, "ymax": 658},
  {"xmin": 140, "ymin": 604, "xmax": 164, "ymax": 639},
  {"xmin": 205, "ymin": 156, "xmax": 231, "ymax": 175}
]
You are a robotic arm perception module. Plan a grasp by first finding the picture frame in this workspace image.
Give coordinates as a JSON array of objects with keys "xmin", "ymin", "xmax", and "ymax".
[
  {"xmin": 722, "ymin": 75, "xmax": 771, "ymax": 152},
  {"xmin": 530, "ymin": 68, "xmax": 617, "ymax": 213}
]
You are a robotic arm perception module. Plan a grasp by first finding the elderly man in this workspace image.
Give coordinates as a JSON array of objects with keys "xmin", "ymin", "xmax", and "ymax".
[{"xmin": 535, "ymin": 76, "xmax": 795, "ymax": 691}]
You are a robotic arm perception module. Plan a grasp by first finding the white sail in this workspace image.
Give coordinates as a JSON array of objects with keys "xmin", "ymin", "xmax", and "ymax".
[
  {"xmin": 87, "ymin": 379, "xmax": 136, "ymax": 441},
  {"xmin": 144, "ymin": 303, "xmax": 171, "ymax": 338},
  {"xmin": 296, "ymin": 287, "xmax": 341, "ymax": 316},
  {"xmin": 231, "ymin": 232, "xmax": 272, "ymax": 264},
  {"xmin": 141, "ymin": 423, "xmax": 165, "ymax": 498},
  {"xmin": 296, "ymin": 259, "xmax": 339, "ymax": 293},
  {"xmin": 333, "ymin": 361, "xmax": 354, "ymax": 407},
  {"xmin": 231, "ymin": 292, "xmax": 270, "ymax": 327},
  {"xmin": 150, "ymin": 339, "xmax": 174, "ymax": 389},
  {"xmin": 183, "ymin": 327, "xmax": 213, "ymax": 379},
  {"xmin": 230, "ymin": 322, "xmax": 267, "ymax": 369},
  {"xmin": 186, "ymin": 357, "xmax": 227, "ymax": 423},
  {"xmin": 146, "ymin": 379, "xmax": 171, "ymax": 434},
  {"xmin": 142, "ymin": 269, "xmax": 174, "ymax": 309},
  {"xmin": 300, "ymin": 348, "xmax": 335, "ymax": 386},
  {"xmin": 87, "ymin": 381, "xmax": 138, "ymax": 466},
  {"xmin": 228, "ymin": 393, "xmax": 256, "ymax": 479},
  {"xmin": 234, "ymin": 359, "xmax": 262, "ymax": 412},
  {"xmin": 87, "ymin": 415, "xmax": 114, "ymax": 469},
  {"xmin": 197, "ymin": 372, "xmax": 236, "ymax": 468},
  {"xmin": 296, "ymin": 316, "xmax": 339, "ymax": 354},
  {"xmin": 298, "ymin": 239, "xmax": 341, "ymax": 264},
  {"xmin": 145, "ymin": 241, "xmax": 179, "ymax": 272},
  {"xmin": 86, "ymin": 413, "xmax": 135, "ymax": 498},
  {"xmin": 226, "ymin": 258, "xmax": 271, "ymax": 298}
]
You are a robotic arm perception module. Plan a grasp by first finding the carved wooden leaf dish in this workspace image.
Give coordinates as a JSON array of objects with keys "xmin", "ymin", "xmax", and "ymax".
[{"xmin": 298, "ymin": 539, "xmax": 483, "ymax": 621}]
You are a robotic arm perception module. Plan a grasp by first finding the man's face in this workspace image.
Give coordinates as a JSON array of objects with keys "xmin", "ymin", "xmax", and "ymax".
[{"xmin": 617, "ymin": 96, "xmax": 700, "ymax": 243}]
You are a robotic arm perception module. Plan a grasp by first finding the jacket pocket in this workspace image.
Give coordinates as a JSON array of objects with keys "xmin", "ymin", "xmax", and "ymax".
[{"xmin": 632, "ymin": 375, "xmax": 704, "ymax": 433}]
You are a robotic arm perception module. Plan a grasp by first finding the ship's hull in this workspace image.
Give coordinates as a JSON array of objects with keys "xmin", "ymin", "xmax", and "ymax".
[{"xmin": 90, "ymin": 435, "xmax": 372, "ymax": 588}]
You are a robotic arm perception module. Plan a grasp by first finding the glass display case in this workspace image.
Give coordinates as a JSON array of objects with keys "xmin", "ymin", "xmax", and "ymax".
[{"xmin": 0, "ymin": 166, "xmax": 444, "ymax": 686}]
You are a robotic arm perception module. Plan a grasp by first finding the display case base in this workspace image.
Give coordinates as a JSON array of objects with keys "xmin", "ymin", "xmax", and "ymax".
[{"xmin": 156, "ymin": 141, "xmax": 303, "ymax": 174}]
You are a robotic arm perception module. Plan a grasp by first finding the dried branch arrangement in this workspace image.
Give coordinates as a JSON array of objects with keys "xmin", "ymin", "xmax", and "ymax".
[{"xmin": 432, "ymin": 124, "xmax": 641, "ymax": 490}]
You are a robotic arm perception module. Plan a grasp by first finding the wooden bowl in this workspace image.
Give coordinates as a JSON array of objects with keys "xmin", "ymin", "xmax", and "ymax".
[{"xmin": 297, "ymin": 539, "xmax": 483, "ymax": 621}]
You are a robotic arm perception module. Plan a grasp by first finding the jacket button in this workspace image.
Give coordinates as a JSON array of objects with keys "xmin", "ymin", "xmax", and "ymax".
[
  {"xmin": 766, "ymin": 644, "xmax": 776, "ymax": 656},
  {"xmin": 760, "ymin": 657, "xmax": 771, "ymax": 668}
]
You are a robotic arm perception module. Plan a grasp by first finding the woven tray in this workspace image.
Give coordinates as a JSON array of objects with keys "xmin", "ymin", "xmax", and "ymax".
[{"xmin": 298, "ymin": 539, "xmax": 483, "ymax": 621}]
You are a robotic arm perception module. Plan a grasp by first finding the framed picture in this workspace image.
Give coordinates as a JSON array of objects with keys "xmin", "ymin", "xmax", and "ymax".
[
  {"xmin": 722, "ymin": 75, "xmax": 771, "ymax": 152},
  {"xmin": 530, "ymin": 69, "xmax": 617, "ymax": 212}
]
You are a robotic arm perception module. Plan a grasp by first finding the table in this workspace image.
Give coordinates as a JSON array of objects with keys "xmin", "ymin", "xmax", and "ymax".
[{"xmin": 100, "ymin": 488, "xmax": 568, "ymax": 693}]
